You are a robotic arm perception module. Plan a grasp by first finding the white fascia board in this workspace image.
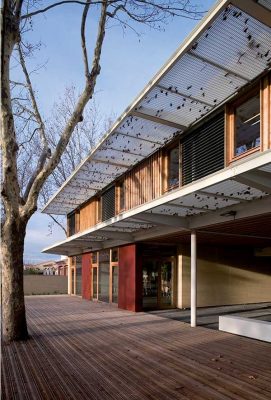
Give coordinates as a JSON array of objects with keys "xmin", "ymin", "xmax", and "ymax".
[
  {"xmin": 42, "ymin": 152, "xmax": 271, "ymax": 254},
  {"xmin": 41, "ymin": 0, "xmax": 230, "ymax": 216}
]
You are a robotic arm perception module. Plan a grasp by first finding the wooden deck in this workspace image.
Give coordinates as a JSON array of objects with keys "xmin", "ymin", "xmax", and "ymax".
[{"xmin": 2, "ymin": 296, "xmax": 271, "ymax": 400}]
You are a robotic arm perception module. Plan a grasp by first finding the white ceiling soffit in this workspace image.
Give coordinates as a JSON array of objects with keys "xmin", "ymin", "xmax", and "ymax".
[
  {"xmin": 42, "ymin": 161, "xmax": 271, "ymax": 256},
  {"xmin": 42, "ymin": 0, "xmax": 271, "ymax": 215}
]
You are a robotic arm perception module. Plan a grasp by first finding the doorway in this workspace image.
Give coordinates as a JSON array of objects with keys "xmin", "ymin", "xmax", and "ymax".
[{"xmin": 142, "ymin": 257, "xmax": 175, "ymax": 310}]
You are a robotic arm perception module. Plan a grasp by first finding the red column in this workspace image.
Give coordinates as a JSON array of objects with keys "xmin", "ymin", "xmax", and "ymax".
[
  {"xmin": 82, "ymin": 253, "xmax": 92, "ymax": 300},
  {"xmin": 118, "ymin": 244, "xmax": 142, "ymax": 312}
]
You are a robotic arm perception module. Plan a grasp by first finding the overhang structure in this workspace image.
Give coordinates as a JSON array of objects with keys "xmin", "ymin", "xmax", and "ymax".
[
  {"xmin": 42, "ymin": 0, "xmax": 271, "ymax": 256},
  {"xmin": 43, "ymin": 151, "xmax": 271, "ymax": 255}
]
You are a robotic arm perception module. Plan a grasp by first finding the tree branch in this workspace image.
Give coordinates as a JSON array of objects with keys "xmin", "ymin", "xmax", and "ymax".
[
  {"xmin": 21, "ymin": 0, "xmax": 115, "ymax": 19},
  {"xmin": 81, "ymin": 0, "xmax": 91, "ymax": 79},
  {"xmin": 49, "ymin": 214, "xmax": 67, "ymax": 235},
  {"xmin": 17, "ymin": 44, "xmax": 50, "ymax": 202},
  {"xmin": 22, "ymin": 0, "xmax": 108, "ymax": 219}
]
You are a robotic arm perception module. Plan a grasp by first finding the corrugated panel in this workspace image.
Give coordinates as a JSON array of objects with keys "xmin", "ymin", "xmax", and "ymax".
[
  {"xmin": 205, "ymin": 179, "xmax": 268, "ymax": 200},
  {"xmin": 102, "ymin": 186, "xmax": 115, "ymax": 222},
  {"xmin": 42, "ymin": 2, "xmax": 271, "ymax": 215},
  {"xmin": 182, "ymin": 112, "xmax": 224, "ymax": 185},
  {"xmin": 171, "ymin": 192, "xmax": 238, "ymax": 210}
]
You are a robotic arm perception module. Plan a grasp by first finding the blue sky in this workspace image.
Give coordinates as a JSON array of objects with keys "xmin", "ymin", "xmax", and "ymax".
[{"xmin": 20, "ymin": 0, "xmax": 215, "ymax": 262}]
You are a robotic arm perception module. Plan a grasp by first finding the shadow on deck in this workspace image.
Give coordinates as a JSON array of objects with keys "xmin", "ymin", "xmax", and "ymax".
[
  {"xmin": 2, "ymin": 296, "xmax": 271, "ymax": 400},
  {"xmin": 147, "ymin": 302, "xmax": 271, "ymax": 330}
]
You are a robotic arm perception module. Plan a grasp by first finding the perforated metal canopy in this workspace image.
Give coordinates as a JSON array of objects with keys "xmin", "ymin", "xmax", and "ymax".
[
  {"xmin": 42, "ymin": 0, "xmax": 271, "ymax": 215},
  {"xmin": 43, "ymin": 155, "xmax": 271, "ymax": 256}
]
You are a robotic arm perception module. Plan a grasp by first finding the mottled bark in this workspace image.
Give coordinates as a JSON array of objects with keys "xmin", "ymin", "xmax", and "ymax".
[
  {"xmin": 2, "ymin": 218, "xmax": 28, "ymax": 342},
  {"xmin": 1, "ymin": 0, "xmax": 107, "ymax": 342},
  {"xmin": 1, "ymin": 0, "xmax": 201, "ymax": 343},
  {"xmin": 1, "ymin": 1, "xmax": 27, "ymax": 342}
]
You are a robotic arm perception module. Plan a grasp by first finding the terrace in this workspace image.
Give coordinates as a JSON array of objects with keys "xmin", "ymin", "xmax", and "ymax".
[{"xmin": 2, "ymin": 296, "xmax": 271, "ymax": 399}]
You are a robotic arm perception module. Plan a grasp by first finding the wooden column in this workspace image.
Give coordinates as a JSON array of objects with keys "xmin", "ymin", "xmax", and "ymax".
[{"xmin": 261, "ymin": 73, "xmax": 271, "ymax": 152}]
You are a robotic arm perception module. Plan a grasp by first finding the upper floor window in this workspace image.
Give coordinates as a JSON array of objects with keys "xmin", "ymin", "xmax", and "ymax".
[
  {"xmin": 119, "ymin": 182, "xmax": 125, "ymax": 212},
  {"xmin": 116, "ymin": 181, "xmax": 125, "ymax": 213},
  {"xmin": 235, "ymin": 92, "xmax": 260, "ymax": 157},
  {"xmin": 168, "ymin": 145, "xmax": 180, "ymax": 189},
  {"xmin": 97, "ymin": 197, "xmax": 102, "ymax": 222},
  {"xmin": 68, "ymin": 213, "xmax": 76, "ymax": 236},
  {"xmin": 111, "ymin": 248, "xmax": 119, "ymax": 263},
  {"xmin": 102, "ymin": 186, "xmax": 115, "ymax": 221},
  {"xmin": 91, "ymin": 252, "xmax": 98, "ymax": 264}
]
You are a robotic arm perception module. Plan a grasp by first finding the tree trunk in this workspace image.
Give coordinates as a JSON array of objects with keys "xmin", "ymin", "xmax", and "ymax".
[{"xmin": 2, "ymin": 217, "xmax": 29, "ymax": 342}]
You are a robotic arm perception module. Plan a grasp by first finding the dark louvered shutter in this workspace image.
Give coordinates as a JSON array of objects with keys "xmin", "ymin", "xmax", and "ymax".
[
  {"xmin": 182, "ymin": 112, "xmax": 224, "ymax": 185},
  {"xmin": 102, "ymin": 186, "xmax": 115, "ymax": 221}
]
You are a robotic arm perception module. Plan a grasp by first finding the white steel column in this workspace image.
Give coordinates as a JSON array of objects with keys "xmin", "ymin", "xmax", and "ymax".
[
  {"xmin": 191, "ymin": 230, "xmax": 197, "ymax": 327},
  {"xmin": 67, "ymin": 257, "xmax": 72, "ymax": 295}
]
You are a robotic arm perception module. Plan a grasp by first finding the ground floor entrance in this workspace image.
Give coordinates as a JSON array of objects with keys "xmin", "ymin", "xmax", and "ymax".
[
  {"xmin": 76, "ymin": 239, "xmax": 271, "ymax": 317},
  {"xmin": 142, "ymin": 257, "xmax": 176, "ymax": 310}
]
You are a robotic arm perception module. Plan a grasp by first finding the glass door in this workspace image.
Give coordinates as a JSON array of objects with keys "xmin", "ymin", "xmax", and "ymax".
[
  {"xmin": 142, "ymin": 260, "xmax": 159, "ymax": 309},
  {"xmin": 160, "ymin": 260, "xmax": 174, "ymax": 307},
  {"xmin": 112, "ymin": 266, "xmax": 118, "ymax": 303},
  {"xmin": 71, "ymin": 268, "xmax": 75, "ymax": 295},
  {"xmin": 142, "ymin": 257, "xmax": 175, "ymax": 310},
  {"xmin": 92, "ymin": 267, "xmax": 98, "ymax": 300}
]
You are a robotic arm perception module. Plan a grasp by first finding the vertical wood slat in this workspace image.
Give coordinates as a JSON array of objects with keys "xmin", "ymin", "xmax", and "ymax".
[
  {"xmin": 225, "ymin": 104, "xmax": 234, "ymax": 166},
  {"xmin": 79, "ymin": 199, "xmax": 97, "ymax": 232},
  {"xmin": 261, "ymin": 72, "xmax": 271, "ymax": 152},
  {"xmin": 121, "ymin": 149, "xmax": 163, "ymax": 209}
]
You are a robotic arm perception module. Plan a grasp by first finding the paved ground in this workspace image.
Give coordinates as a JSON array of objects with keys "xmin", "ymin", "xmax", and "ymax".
[{"xmin": 2, "ymin": 296, "xmax": 271, "ymax": 400}]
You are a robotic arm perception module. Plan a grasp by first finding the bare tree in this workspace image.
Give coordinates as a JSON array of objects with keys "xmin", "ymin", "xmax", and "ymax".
[
  {"xmin": 1, "ymin": 0, "xmax": 204, "ymax": 342},
  {"xmin": 42, "ymin": 87, "xmax": 110, "ymax": 235}
]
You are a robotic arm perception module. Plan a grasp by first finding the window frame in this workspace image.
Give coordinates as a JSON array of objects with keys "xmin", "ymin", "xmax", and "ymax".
[
  {"xmin": 165, "ymin": 142, "xmax": 181, "ymax": 192},
  {"xmin": 116, "ymin": 181, "xmax": 125, "ymax": 214},
  {"xmin": 226, "ymin": 85, "xmax": 261, "ymax": 165},
  {"xmin": 67, "ymin": 211, "xmax": 79, "ymax": 236}
]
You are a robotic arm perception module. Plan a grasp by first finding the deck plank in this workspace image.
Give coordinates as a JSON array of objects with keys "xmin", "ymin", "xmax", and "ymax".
[{"xmin": 2, "ymin": 296, "xmax": 271, "ymax": 400}]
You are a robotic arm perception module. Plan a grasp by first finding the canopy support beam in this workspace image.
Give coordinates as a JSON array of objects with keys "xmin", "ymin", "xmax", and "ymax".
[{"xmin": 131, "ymin": 110, "xmax": 186, "ymax": 131}]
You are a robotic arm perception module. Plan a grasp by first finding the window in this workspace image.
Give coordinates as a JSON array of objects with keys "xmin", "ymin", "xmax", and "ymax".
[
  {"xmin": 227, "ymin": 85, "xmax": 262, "ymax": 164},
  {"xmin": 102, "ymin": 186, "xmax": 115, "ymax": 221},
  {"xmin": 91, "ymin": 252, "xmax": 98, "ymax": 300},
  {"xmin": 111, "ymin": 248, "xmax": 119, "ymax": 263},
  {"xmin": 112, "ymin": 266, "xmax": 118, "ymax": 304},
  {"xmin": 168, "ymin": 146, "xmax": 180, "ymax": 188},
  {"xmin": 91, "ymin": 252, "xmax": 98, "ymax": 264},
  {"xmin": 98, "ymin": 250, "xmax": 110, "ymax": 303},
  {"xmin": 97, "ymin": 197, "xmax": 102, "ymax": 222},
  {"xmin": 235, "ymin": 93, "xmax": 260, "ymax": 156},
  {"xmin": 119, "ymin": 182, "xmax": 125, "ymax": 212},
  {"xmin": 67, "ymin": 212, "xmax": 79, "ymax": 236},
  {"xmin": 182, "ymin": 112, "xmax": 224, "ymax": 185},
  {"xmin": 75, "ymin": 256, "xmax": 82, "ymax": 296},
  {"xmin": 68, "ymin": 213, "xmax": 76, "ymax": 236}
]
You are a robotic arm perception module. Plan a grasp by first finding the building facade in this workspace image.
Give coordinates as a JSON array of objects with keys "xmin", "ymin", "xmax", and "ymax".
[{"xmin": 43, "ymin": 0, "xmax": 271, "ymax": 326}]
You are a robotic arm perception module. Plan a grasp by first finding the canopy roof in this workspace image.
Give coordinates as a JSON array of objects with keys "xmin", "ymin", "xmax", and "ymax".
[
  {"xmin": 43, "ymin": 154, "xmax": 271, "ymax": 255},
  {"xmin": 42, "ymin": 0, "xmax": 271, "ymax": 215}
]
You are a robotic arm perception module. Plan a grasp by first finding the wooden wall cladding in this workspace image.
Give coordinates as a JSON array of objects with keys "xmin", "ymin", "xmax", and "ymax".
[
  {"xmin": 124, "ymin": 150, "xmax": 163, "ymax": 210},
  {"xmin": 261, "ymin": 72, "xmax": 271, "ymax": 152},
  {"xmin": 79, "ymin": 199, "xmax": 97, "ymax": 232},
  {"xmin": 72, "ymin": 73, "xmax": 270, "ymax": 234}
]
